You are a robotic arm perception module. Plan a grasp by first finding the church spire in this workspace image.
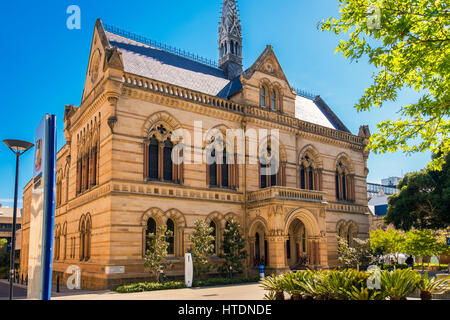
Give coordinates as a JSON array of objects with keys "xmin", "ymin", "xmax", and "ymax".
[{"xmin": 219, "ymin": 0, "xmax": 243, "ymax": 79}]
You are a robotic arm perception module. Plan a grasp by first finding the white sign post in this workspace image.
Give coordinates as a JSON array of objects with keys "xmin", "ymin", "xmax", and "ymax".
[{"xmin": 185, "ymin": 253, "xmax": 193, "ymax": 288}]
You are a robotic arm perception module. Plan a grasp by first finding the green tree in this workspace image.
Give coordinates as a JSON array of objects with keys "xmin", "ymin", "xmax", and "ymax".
[
  {"xmin": 403, "ymin": 229, "xmax": 449, "ymax": 271},
  {"xmin": 320, "ymin": 0, "xmax": 450, "ymax": 170},
  {"xmin": 385, "ymin": 153, "xmax": 450, "ymax": 230},
  {"xmin": 0, "ymin": 239, "xmax": 9, "ymax": 279},
  {"xmin": 338, "ymin": 237, "xmax": 374, "ymax": 270},
  {"xmin": 189, "ymin": 219, "xmax": 215, "ymax": 278},
  {"xmin": 219, "ymin": 219, "xmax": 248, "ymax": 275},
  {"xmin": 144, "ymin": 225, "xmax": 173, "ymax": 282},
  {"xmin": 370, "ymin": 229, "xmax": 406, "ymax": 264}
]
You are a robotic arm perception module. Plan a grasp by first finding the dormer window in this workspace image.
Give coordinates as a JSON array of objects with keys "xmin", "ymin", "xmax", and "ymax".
[{"xmin": 260, "ymin": 86, "xmax": 267, "ymax": 107}]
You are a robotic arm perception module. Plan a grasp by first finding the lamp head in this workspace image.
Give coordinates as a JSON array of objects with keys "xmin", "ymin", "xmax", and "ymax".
[{"xmin": 3, "ymin": 139, "xmax": 34, "ymax": 155}]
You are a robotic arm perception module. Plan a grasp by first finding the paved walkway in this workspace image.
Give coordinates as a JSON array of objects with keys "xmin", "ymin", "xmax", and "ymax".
[
  {"xmin": 0, "ymin": 280, "xmax": 27, "ymax": 300},
  {"xmin": 51, "ymin": 283, "xmax": 265, "ymax": 300}
]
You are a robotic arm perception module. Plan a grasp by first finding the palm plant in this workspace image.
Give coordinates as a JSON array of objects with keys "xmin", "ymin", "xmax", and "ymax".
[
  {"xmin": 294, "ymin": 270, "xmax": 331, "ymax": 300},
  {"xmin": 260, "ymin": 274, "xmax": 285, "ymax": 300},
  {"xmin": 380, "ymin": 269, "xmax": 421, "ymax": 300},
  {"xmin": 344, "ymin": 286, "xmax": 383, "ymax": 300},
  {"xmin": 417, "ymin": 273, "xmax": 450, "ymax": 300},
  {"xmin": 292, "ymin": 270, "xmax": 316, "ymax": 300},
  {"xmin": 263, "ymin": 290, "xmax": 276, "ymax": 301},
  {"xmin": 328, "ymin": 269, "xmax": 370, "ymax": 300},
  {"xmin": 282, "ymin": 272, "xmax": 305, "ymax": 300}
]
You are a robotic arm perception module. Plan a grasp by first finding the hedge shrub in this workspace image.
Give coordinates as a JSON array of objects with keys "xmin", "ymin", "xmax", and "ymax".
[{"xmin": 113, "ymin": 277, "xmax": 259, "ymax": 293}]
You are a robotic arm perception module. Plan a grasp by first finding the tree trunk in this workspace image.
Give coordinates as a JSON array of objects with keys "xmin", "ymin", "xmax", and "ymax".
[
  {"xmin": 292, "ymin": 294, "xmax": 302, "ymax": 300},
  {"xmin": 275, "ymin": 291, "xmax": 284, "ymax": 301},
  {"xmin": 420, "ymin": 290, "xmax": 432, "ymax": 301}
]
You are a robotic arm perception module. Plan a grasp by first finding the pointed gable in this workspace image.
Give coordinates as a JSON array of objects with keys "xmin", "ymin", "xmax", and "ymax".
[
  {"xmin": 243, "ymin": 45, "xmax": 291, "ymax": 87},
  {"xmin": 238, "ymin": 45, "xmax": 297, "ymax": 116},
  {"xmin": 81, "ymin": 19, "xmax": 125, "ymax": 103}
]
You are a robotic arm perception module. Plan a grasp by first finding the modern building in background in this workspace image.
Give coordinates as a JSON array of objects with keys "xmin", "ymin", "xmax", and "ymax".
[
  {"xmin": 367, "ymin": 177, "xmax": 401, "ymax": 231},
  {"xmin": 367, "ymin": 176, "xmax": 401, "ymax": 199},
  {"xmin": 0, "ymin": 203, "xmax": 22, "ymax": 256},
  {"xmin": 20, "ymin": 0, "xmax": 372, "ymax": 290}
]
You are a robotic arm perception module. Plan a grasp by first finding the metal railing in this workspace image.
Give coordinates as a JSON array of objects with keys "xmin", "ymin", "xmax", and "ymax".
[
  {"xmin": 293, "ymin": 88, "xmax": 317, "ymax": 100},
  {"xmin": 103, "ymin": 23, "xmax": 220, "ymax": 69}
]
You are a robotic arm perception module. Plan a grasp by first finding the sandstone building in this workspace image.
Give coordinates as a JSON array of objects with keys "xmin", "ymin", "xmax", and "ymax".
[{"xmin": 20, "ymin": 0, "xmax": 371, "ymax": 290}]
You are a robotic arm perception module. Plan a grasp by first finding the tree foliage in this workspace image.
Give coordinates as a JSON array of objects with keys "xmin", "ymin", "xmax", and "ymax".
[
  {"xmin": 219, "ymin": 219, "xmax": 248, "ymax": 275},
  {"xmin": 370, "ymin": 229, "xmax": 406, "ymax": 263},
  {"xmin": 338, "ymin": 237, "xmax": 374, "ymax": 269},
  {"xmin": 403, "ymin": 229, "xmax": 449, "ymax": 269},
  {"xmin": 144, "ymin": 225, "xmax": 173, "ymax": 281},
  {"xmin": 0, "ymin": 239, "xmax": 7, "ymax": 265},
  {"xmin": 320, "ymin": 0, "xmax": 450, "ymax": 169},
  {"xmin": 385, "ymin": 153, "xmax": 450, "ymax": 230},
  {"xmin": 189, "ymin": 219, "xmax": 215, "ymax": 278},
  {"xmin": 0, "ymin": 239, "xmax": 9, "ymax": 278}
]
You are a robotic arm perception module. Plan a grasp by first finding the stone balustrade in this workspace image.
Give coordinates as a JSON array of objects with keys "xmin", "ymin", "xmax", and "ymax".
[
  {"xmin": 122, "ymin": 73, "xmax": 365, "ymax": 146},
  {"xmin": 247, "ymin": 186, "xmax": 325, "ymax": 203}
]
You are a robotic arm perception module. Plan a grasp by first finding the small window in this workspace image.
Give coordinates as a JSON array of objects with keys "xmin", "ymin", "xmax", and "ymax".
[
  {"xmin": 271, "ymin": 90, "xmax": 277, "ymax": 110},
  {"xmin": 260, "ymin": 86, "xmax": 267, "ymax": 107},
  {"xmin": 167, "ymin": 219, "xmax": 175, "ymax": 255},
  {"xmin": 148, "ymin": 137, "xmax": 159, "ymax": 180},
  {"xmin": 145, "ymin": 218, "xmax": 156, "ymax": 253},
  {"xmin": 210, "ymin": 221, "xmax": 217, "ymax": 254},
  {"xmin": 163, "ymin": 140, "xmax": 173, "ymax": 181}
]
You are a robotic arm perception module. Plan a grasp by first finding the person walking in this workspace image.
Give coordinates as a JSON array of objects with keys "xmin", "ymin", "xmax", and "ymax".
[{"xmin": 406, "ymin": 255, "xmax": 414, "ymax": 270}]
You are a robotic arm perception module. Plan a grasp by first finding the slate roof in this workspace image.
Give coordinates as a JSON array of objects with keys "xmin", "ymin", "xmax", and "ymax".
[
  {"xmin": 104, "ymin": 26, "xmax": 350, "ymax": 133},
  {"xmin": 106, "ymin": 32, "xmax": 234, "ymax": 97},
  {"xmin": 295, "ymin": 96, "xmax": 337, "ymax": 130}
]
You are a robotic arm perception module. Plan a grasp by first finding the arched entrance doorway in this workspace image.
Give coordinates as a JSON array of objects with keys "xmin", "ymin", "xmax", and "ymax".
[
  {"xmin": 286, "ymin": 219, "xmax": 308, "ymax": 269},
  {"xmin": 284, "ymin": 208, "xmax": 323, "ymax": 270},
  {"xmin": 249, "ymin": 220, "xmax": 268, "ymax": 267}
]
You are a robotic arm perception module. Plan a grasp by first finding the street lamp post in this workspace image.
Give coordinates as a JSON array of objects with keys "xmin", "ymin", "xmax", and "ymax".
[{"xmin": 3, "ymin": 139, "xmax": 34, "ymax": 301}]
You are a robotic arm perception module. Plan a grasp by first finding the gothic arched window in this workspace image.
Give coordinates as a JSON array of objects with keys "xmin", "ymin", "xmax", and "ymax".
[
  {"xmin": 260, "ymin": 142, "xmax": 285, "ymax": 189},
  {"xmin": 299, "ymin": 154, "xmax": 321, "ymax": 191},
  {"xmin": 145, "ymin": 124, "xmax": 181, "ymax": 184},
  {"xmin": 336, "ymin": 160, "xmax": 355, "ymax": 202},
  {"xmin": 207, "ymin": 135, "xmax": 238, "ymax": 189},
  {"xmin": 166, "ymin": 219, "xmax": 175, "ymax": 255}
]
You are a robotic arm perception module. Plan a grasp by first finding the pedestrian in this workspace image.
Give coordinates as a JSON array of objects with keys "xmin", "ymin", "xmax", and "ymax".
[{"xmin": 406, "ymin": 255, "xmax": 414, "ymax": 269}]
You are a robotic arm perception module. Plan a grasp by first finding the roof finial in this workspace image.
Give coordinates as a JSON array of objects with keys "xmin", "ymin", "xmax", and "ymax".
[{"xmin": 218, "ymin": 0, "xmax": 243, "ymax": 79}]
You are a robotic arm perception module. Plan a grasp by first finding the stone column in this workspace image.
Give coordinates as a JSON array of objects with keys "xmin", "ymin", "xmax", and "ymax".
[
  {"xmin": 266, "ymin": 234, "xmax": 290, "ymax": 275},
  {"xmin": 249, "ymin": 237, "xmax": 255, "ymax": 267}
]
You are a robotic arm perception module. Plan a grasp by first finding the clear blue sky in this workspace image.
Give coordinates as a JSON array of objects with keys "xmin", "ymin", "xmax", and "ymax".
[{"xmin": 0, "ymin": 0, "xmax": 430, "ymax": 207}]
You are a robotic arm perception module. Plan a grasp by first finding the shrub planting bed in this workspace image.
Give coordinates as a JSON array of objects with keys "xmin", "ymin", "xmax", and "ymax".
[
  {"xmin": 260, "ymin": 269, "xmax": 450, "ymax": 301},
  {"xmin": 113, "ymin": 277, "xmax": 259, "ymax": 293}
]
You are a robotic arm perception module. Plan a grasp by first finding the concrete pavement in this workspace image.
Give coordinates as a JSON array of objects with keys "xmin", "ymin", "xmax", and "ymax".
[
  {"xmin": 0, "ymin": 280, "xmax": 27, "ymax": 300},
  {"xmin": 51, "ymin": 283, "xmax": 266, "ymax": 300}
]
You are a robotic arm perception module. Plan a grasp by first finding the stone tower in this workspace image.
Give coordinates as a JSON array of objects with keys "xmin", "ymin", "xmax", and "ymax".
[{"xmin": 219, "ymin": 0, "xmax": 243, "ymax": 79}]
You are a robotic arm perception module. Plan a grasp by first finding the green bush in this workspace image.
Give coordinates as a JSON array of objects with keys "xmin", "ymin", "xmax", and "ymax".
[
  {"xmin": 380, "ymin": 264, "xmax": 409, "ymax": 271},
  {"xmin": 193, "ymin": 277, "xmax": 259, "ymax": 287},
  {"xmin": 113, "ymin": 281, "xmax": 186, "ymax": 293},
  {"xmin": 415, "ymin": 263, "xmax": 448, "ymax": 269},
  {"xmin": 262, "ymin": 269, "xmax": 426, "ymax": 300},
  {"xmin": 380, "ymin": 269, "xmax": 421, "ymax": 300},
  {"xmin": 0, "ymin": 266, "xmax": 8, "ymax": 279},
  {"xmin": 113, "ymin": 277, "xmax": 259, "ymax": 293}
]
